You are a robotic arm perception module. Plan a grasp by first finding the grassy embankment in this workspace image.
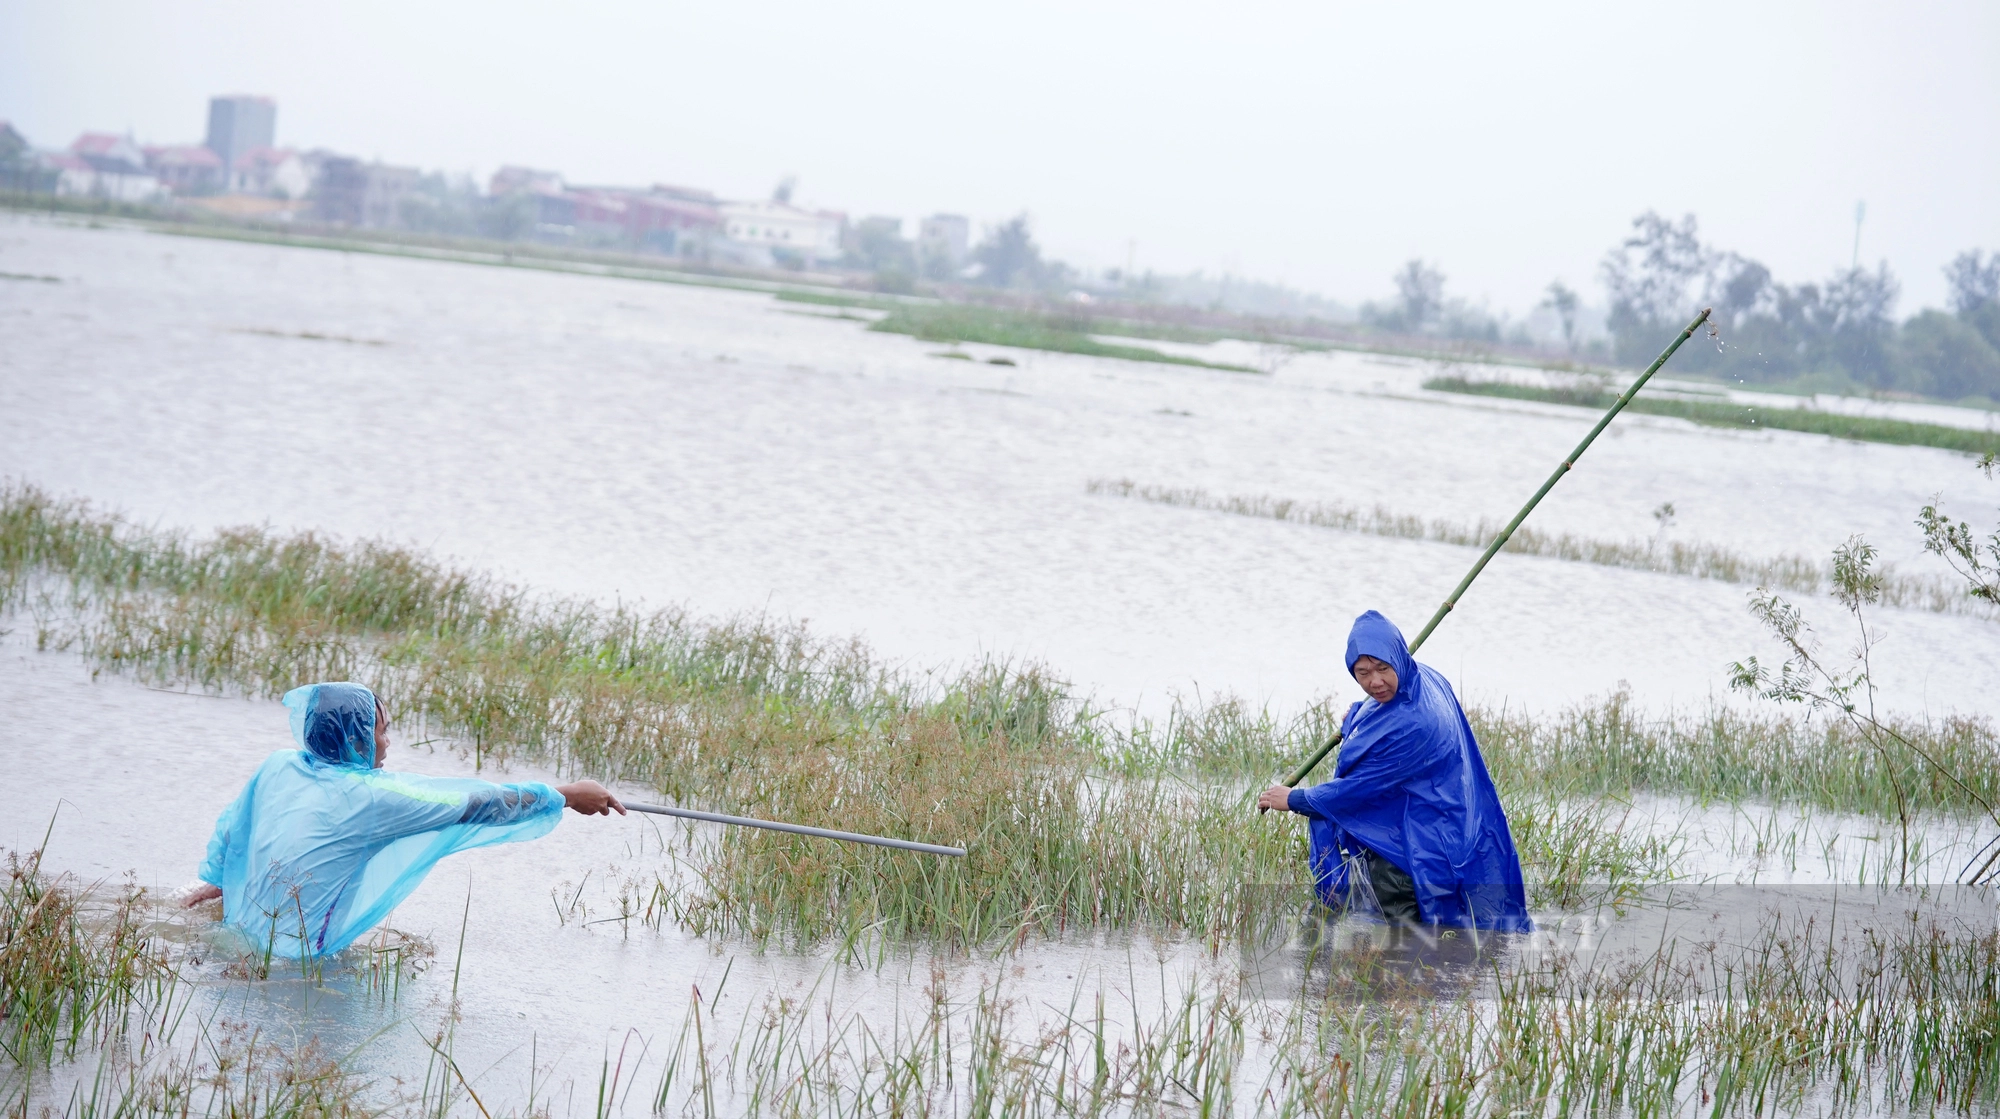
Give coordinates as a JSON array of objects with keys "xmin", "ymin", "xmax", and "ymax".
[
  {"xmin": 1089, "ymin": 478, "xmax": 1980, "ymax": 616},
  {"xmin": 1426, "ymin": 375, "xmax": 2000, "ymax": 456},
  {"xmin": 4, "ymin": 485, "xmax": 1997, "ymax": 949}
]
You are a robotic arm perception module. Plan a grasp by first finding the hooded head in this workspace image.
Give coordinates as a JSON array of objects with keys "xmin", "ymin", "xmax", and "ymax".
[
  {"xmin": 1344, "ymin": 610, "xmax": 1417, "ymax": 705},
  {"xmin": 283, "ymin": 682, "xmax": 380, "ymax": 768}
]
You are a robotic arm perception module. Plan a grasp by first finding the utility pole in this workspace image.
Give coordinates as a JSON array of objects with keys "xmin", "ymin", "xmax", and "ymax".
[{"xmin": 1851, "ymin": 200, "xmax": 1866, "ymax": 271}]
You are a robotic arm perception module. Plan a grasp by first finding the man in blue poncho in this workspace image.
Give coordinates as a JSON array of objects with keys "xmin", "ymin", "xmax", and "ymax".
[
  {"xmin": 183, "ymin": 681, "xmax": 625, "ymax": 958},
  {"xmin": 1257, "ymin": 611, "xmax": 1531, "ymax": 932}
]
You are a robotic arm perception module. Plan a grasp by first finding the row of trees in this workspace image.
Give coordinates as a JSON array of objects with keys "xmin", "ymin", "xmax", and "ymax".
[
  {"xmin": 1601, "ymin": 212, "xmax": 2000, "ymax": 401},
  {"xmin": 844, "ymin": 212, "xmax": 1079, "ymax": 293},
  {"xmin": 1361, "ymin": 260, "xmax": 1506, "ymax": 342}
]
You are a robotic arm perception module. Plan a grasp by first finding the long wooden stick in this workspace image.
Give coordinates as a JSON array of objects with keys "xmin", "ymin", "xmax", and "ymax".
[
  {"xmin": 623, "ymin": 800, "xmax": 966, "ymax": 856},
  {"xmin": 1277, "ymin": 308, "xmax": 1713, "ymax": 789}
]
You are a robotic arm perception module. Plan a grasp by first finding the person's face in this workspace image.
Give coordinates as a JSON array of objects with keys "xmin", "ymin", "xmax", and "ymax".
[
  {"xmin": 373, "ymin": 701, "xmax": 390, "ymax": 769},
  {"xmin": 1352, "ymin": 655, "xmax": 1399, "ymax": 704}
]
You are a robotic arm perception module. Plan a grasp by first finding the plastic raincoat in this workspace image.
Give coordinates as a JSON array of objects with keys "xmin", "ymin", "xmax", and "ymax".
[
  {"xmin": 1288, "ymin": 611, "xmax": 1531, "ymax": 931},
  {"xmin": 198, "ymin": 682, "xmax": 565, "ymax": 958}
]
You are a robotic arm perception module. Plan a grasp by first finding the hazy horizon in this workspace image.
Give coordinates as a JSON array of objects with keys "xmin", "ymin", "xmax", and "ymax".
[{"xmin": 4, "ymin": 0, "xmax": 1995, "ymax": 317}]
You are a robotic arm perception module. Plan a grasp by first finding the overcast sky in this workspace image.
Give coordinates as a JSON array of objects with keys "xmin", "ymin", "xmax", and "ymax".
[{"xmin": 4, "ymin": 1, "xmax": 1995, "ymax": 316}]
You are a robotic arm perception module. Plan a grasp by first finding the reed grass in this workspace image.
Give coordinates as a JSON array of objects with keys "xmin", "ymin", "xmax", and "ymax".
[
  {"xmin": 46, "ymin": 1027, "xmax": 377, "ymax": 1119},
  {"xmin": 9, "ymin": 483, "xmax": 1991, "ymax": 950},
  {"xmin": 1090, "ymin": 476, "xmax": 1980, "ymax": 615},
  {"xmin": 1427, "ymin": 374, "xmax": 2000, "ymax": 456},
  {"xmin": 1, "ymin": 847, "xmax": 167, "ymax": 1065},
  {"xmin": 1471, "ymin": 686, "xmax": 2000, "ymax": 818},
  {"xmin": 609, "ymin": 900, "xmax": 2000, "ymax": 1117},
  {"xmin": 0, "ymin": 485, "xmax": 1684, "ymax": 943},
  {"xmin": 868, "ymin": 305, "xmax": 1260, "ymax": 373}
]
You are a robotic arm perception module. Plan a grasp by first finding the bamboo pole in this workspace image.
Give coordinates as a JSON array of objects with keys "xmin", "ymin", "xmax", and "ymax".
[
  {"xmin": 623, "ymin": 800, "xmax": 967, "ymax": 856},
  {"xmin": 1275, "ymin": 307, "xmax": 1713, "ymax": 790}
]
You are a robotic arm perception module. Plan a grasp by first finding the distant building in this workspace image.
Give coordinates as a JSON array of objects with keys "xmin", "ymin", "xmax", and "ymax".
[
  {"xmin": 0, "ymin": 121, "xmax": 55, "ymax": 192},
  {"xmin": 560, "ymin": 185, "xmax": 722, "ymax": 254},
  {"xmin": 205, "ymin": 96, "xmax": 276, "ymax": 188},
  {"xmin": 489, "ymin": 166, "xmax": 565, "ymax": 196},
  {"xmin": 59, "ymin": 134, "xmax": 163, "ymax": 201},
  {"xmin": 917, "ymin": 213, "xmax": 970, "ymax": 270},
  {"xmin": 314, "ymin": 157, "xmax": 419, "ymax": 227},
  {"xmin": 233, "ymin": 147, "xmax": 311, "ymax": 198},
  {"xmin": 720, "ymin": 199, "xmax": 844, "ymax": 263},
  {"xmin": 488, "ymin": 170, "xmax": 724, "ymax": 255},
  {"xmin": 143, "ymin": 144, "xmax": 225, "ymax": 195}
]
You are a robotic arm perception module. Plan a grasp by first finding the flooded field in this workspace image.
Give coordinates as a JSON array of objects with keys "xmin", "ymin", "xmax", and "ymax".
[{"xmin": 4, "ymin": 214, "xmax": 1999, "ymax": 1116}]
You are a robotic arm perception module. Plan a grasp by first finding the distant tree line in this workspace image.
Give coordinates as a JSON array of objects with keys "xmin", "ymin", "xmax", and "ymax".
[
  {"xmin": 1601, "ymin": 212, "xmax": 2000, "ymax": 402},
  {"xmin": 1360, "ymin": 260, "xmax": 1505, "ymax": 341}
]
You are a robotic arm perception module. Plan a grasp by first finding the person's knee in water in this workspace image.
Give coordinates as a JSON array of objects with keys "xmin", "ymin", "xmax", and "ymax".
[
  {"xmin": 184, "ymin": 681, "xmax": 625, "ymax": 958},
  {"xmin": 1254, "ymin": 610, "xmax": 1532, "ymax": 932}
]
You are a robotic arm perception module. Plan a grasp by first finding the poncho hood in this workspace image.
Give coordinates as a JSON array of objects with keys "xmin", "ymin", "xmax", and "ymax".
[
  {"xmin": 1344, "ymin": 608, "xmax": 1420, "ymax": 705},
  {"xmin": 283, "ymin": 682, "xmax": 378, "ymax": 768}
]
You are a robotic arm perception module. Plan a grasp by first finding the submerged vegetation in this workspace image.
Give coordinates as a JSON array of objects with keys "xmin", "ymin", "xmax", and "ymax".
[
  {"xmin": 4, "ymin": 483, "xmax": 1997, "ymax": 951},
  {"xmin": 1089, "ymin": 477, "xmax": 1981, "ymax": 616},
  {"xmin": 7, "ymin": 481, "xmax": 2000, "ymax": 1116},
  {"xmin": 1424, "ymin": 374, "xmax": 2000, "ymax": 456},
  {"xmin": 866, "ymin": 304, "xmax": 1261, "ymax": 373},
  {"xmin": 1, "ymin": 848, "xmax": 165, "ymax": 1065}
]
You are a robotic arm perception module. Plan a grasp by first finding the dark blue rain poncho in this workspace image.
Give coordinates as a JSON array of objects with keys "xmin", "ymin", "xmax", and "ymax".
[
  {"xmin": 1288, "ymin": 612, "xmax": 1531, "ymax": 931},
  {"xmin": 198, "ymin": 682, "xmax": 565, "ymax": 958}
]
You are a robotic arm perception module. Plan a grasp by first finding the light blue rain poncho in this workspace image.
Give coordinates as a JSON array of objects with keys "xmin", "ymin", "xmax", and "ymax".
[{"xmin": 199, "ymin": 682, "xmax": 565, "ymax": 958}]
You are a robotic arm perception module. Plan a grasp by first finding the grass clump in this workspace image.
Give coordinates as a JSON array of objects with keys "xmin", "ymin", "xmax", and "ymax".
[
  {"xmin": 0, "ymin": 484, "xmax": 1695, "ymax": 944},
  {"xmin": 636, "ymin": 904, "xmax": 2000, "ymax": 1117},
  {"xmin": 1090, "ymin": 477, "xmax": 1979, "ymax": 615},
  {"xmin": 1426, "ymin": 374, "xmax": 2000, "ymax": 456},
  {"xmin": 869, "ymin": 305, "xmax": 1259, "ymax": 373},
  {"xmin": 0, "ymin": 484, "xmax": 1308, "ymax": 946},
  {"xmin": 1471, "ymin": 687, "xmax": 2000, "ymax": 818},
  {"xmin": 1, "ymin": 848, "xmax": 166, "ymax": 1065},
  {"xmin": 14, "ymin": 482, "xmax": 1993, "ymax": 948}
]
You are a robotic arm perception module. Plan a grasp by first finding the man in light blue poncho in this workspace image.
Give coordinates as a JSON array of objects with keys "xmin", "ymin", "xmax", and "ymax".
[
  {"xmin": 184, "ymin": 681, "xmax": 624, "ymax": 958},
  {"xmin": 1257, "ymin": 611, "xmax": 1531, "ymax": 932}
]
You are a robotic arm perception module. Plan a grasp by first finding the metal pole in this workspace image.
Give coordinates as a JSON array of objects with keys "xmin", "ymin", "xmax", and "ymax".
[
  {"xmin": 1277, "ymin": 308, "xmax": 1713, "ymax": 789},
  {"xmin": 622, "ymin": 800, "xmax": 966, "ymax": 857}
]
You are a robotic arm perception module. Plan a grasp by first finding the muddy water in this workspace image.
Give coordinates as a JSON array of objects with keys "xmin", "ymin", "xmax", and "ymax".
[{"xmin": 4, "ymin": 215, "xmax": 1999, "ymax": 718}]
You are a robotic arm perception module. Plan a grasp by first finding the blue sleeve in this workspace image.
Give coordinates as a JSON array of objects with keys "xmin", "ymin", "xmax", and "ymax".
[
  {"xmin": 1288, "ymin": 788, "xmax": 1315, "ymax": 816},
  {"xmin": 1294, "ymin": 727, "xmax": 1450, "ymax": 823},
  {"xmin": 348, "ymin": 772, "xmax": 565, "ymax": 842},
  {"xmin": 197, "ymin": 783, "xmax": 252, "ymax": 885},
  {"xmin": 459, "ymin": 782, "xmax": 564, "ymax": 826}
]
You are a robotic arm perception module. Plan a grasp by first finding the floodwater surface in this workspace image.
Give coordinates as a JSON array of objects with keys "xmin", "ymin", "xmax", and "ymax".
[{"xmin": 4, "ymin": 215, "xmax": 1998, "ymax": 718}]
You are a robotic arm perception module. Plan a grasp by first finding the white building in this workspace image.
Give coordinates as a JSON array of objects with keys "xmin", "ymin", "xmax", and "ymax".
[
  {"xmin": 53, "ymin": 134, "xmax": 165, "ymax": 202},
  {"xmin": 719, "ymin": 200, "xmax": 844, "ymax": 262},
  {"xmin": 234, "ymin": 147, "xmax": 312, "ymax": 199}
]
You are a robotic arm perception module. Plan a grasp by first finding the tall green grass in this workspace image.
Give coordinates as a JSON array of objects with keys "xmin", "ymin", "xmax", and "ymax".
[
  {"xmin": 617, "ymin": 904, "xmax": 2000, "ymax": 1117},
  {"xmin": 1, "ymin": 848, "xmax": 166, "ymax": 1065},
  {"xmin": 7, "ymin": 484, "xmax": 1993, "ymax": 947},
  {"xmin": 1426, "ymin": 374, "xmax": 2000, "ymax": 456},
  {"xmin": 868, "ymin": 305, "xmax": 1260, "ymax": 373},
  {"xmin": 1090, "ymin": 477, "xmax": 1980, "ymax": 615},
  {"xmin": 1472, "ymin": 686, "xmax": 2000, "ymax": 818}
]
